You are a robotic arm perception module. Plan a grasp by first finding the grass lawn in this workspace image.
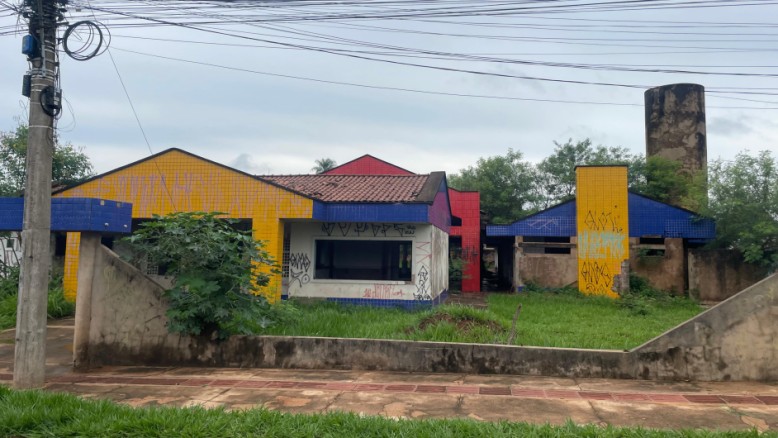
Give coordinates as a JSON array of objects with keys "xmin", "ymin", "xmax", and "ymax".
[
  {"xmin": 262, "ymin": 290, "xmax": 703, "ymax": 350},
  {"xmin": 0, "ymin": 386, "xmax": 765, "ymax": 438}
]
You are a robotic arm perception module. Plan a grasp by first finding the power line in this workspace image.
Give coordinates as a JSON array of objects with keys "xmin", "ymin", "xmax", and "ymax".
[{"xmin": 111, "ymin": 46, "xmax": 778, "ymax": 110}]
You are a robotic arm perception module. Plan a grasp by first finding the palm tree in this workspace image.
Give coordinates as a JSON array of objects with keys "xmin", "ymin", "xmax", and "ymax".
[{"xmin": 312, "ymin": 158, "xmax": 337, "ymax": 174}]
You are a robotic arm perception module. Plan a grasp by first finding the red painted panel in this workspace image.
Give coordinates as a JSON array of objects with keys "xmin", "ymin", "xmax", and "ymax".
[{"xmin": 324, "ymin": 156, "xmax": 413, "ymax": 175}]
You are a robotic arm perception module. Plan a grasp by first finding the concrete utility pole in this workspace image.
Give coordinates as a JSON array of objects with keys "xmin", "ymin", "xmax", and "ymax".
[{"xmin": 14, "ymin": 0, "xmax": 60, "ymax": 389}]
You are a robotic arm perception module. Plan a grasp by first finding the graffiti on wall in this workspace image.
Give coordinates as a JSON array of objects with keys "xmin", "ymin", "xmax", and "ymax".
[
  {"xmin": 320, "ymin": 222, "xmax": 416, "ymax": 238},
  {"xmin": 289, "ymin": 252, "xmax": 311, "ymax": 287},
  {"xmin": 414, "ymin": 241, "xmax": 432, "ymax": 300},
  {"xmin": 363, "ymin": 284, "xmax": 406, "ymax": 299},
  {"xmin": 527, "ymin": 218, "xmax": 559, "ymax": 231},
  {"xmin": 576, "ymin": 167, "xmax": 629, "ymax": 298},
  {"xmin": 415, "ymin": 266, "xmax": 430, "ymax": 301}
]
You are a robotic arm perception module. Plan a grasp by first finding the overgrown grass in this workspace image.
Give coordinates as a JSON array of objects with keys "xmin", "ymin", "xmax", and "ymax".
[
  {"xmin": 487, "ymin": 289, "xmax": 701, "ymax": 350},
  {"xmin": 0, "ymin": 386, "xmax": 766, "ymax": 438},
  {"xmin": 261, "ymin": 289, "xmax": 703, "ymax": 350},
  {"xmin": 0, "ymin": 269, "xmax": 75, "ymax": 330}
]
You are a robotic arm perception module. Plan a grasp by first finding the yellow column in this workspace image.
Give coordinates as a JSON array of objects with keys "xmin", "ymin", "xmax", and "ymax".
[
  {"xmin": 576, "ymin": 166, "xmax": 629, "ymax": 298},
  {"xmin": 62, "ymin": 232, "xmax": 81, "ymax": 302}
]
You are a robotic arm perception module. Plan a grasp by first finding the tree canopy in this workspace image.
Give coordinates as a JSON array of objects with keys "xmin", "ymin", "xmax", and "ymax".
[
  {"xmin": 700, "ymin": 150, "xmax": 777, "ymax": 269},
  {"xmin": 0, "ymin": 124, "xmax": 94, "ymax": 196},
  {"xmin": 535, "ymin": 139, "xmax": 640, "ymax": 208},
  {"xmin": 448, "ymin": 149, "xmax": 539, "ymax": 224},
  {"xmin": 450, "ymin": 139, "xmax": 703, "ymax": 224},
  {"xmin": 312, "ymin": 158, "xmax": 337, "ymax": 174}
]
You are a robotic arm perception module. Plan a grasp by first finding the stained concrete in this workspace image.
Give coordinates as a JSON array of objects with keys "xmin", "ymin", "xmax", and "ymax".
[
  {"xmin": 74, "ymin": 245, "xmax": 778, "ymax": 382},
  {"xmin": 2, "ymin": 320, "xmax": 778, "ymax": 432},
  {"xmin": 689, "ymin": 248, "xmax": 768, "ymax": 302}
]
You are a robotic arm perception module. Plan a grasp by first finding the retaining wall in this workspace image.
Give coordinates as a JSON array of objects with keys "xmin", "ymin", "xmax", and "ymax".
[{"xmin": 74, "ymin": 238, "xmax": 778, "ymax": 381}]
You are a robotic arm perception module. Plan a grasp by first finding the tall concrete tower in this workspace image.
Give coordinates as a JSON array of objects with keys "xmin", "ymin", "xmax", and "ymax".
[{"xmin": 644, "ymin": 83, "xmax": 707, "ymax": 177}]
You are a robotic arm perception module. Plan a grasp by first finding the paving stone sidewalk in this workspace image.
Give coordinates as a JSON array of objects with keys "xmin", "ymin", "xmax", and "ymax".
[{"xmin": 1, "ymin": 319, "xmax": 777, "ymax": 432}]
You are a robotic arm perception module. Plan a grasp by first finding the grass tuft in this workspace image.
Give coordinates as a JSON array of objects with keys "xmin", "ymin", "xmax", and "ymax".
[{"xmin": 259, "ymin": 291, "xmax": 702, "ymax": 350}]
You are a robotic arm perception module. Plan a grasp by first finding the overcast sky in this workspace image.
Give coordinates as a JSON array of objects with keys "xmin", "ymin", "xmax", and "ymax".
[{"xmin": 2, "ymin": 1, "xmax": 778, "ymax": 176}]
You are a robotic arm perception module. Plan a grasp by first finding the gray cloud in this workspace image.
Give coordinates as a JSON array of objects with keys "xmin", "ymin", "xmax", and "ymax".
[{"xmin": 708, "ymin": 117, "xmax": 754, "ymax": 138}]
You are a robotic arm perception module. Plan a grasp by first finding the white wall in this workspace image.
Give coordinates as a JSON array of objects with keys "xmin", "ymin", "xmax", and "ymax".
[
  {"xmin": 287, "ymin": 221, "xmax": 448, "ymax": 302},
  {"xmin": 1, "ymin": 234, "xmax": 21, "ymax": 268}
]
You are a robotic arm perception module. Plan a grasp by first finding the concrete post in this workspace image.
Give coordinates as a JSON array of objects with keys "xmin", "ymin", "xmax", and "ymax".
[
  {"xmin": 73, "ymin": 233, "xmax": 99, "ymax": 369},
  {"xmin": 513, "ymin": 237, "xmax": 523, "ymax": 292},
  {"xmin": 14, "ymin": 0, "xmax": 57, "ymax": 389}
]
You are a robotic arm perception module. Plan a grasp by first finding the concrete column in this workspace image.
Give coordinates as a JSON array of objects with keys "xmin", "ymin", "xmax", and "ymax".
[
  {"xmin": 13, "ymin": 2, "xmax": 57, "ymax": 388},
  {"xmin": 513, "ymin": 237, "xmax": 523, "ymax": 292},
  {"xmin": 645, "ymin": 83, "xmax": 707, "ymax": 177},
  {"xmin": 73, "ymin": 233, "xmax": 100, "ymax": 369}
]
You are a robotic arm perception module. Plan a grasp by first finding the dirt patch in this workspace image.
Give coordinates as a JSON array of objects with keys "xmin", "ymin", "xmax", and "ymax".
[{"xmin": 409, "ymin": 313, "xmax": 506, "ymax": 335}]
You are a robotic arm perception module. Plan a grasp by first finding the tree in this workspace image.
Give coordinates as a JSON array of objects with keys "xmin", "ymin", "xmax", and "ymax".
[
  {"xmin": 629, "ymin": 155, "xmax": 699, "ymax": 207},
  {"xmin": 312, "ymin": 158, "xmax": 337, "ymax": 174},
  {"xmin": 123, "ymin": 212, "xmax": 292, "ymax": 339},
  {"xmin": 0, "ymin": 124, "xmax": 94, "ymax": 196},
  {"xmin": 699, "ymin": 151, "xmax": 778, "ymax": 269},
  {"xmin": 449, "ymin": 149, "xmax": 539, "ymax": 224},
  {"xmin": 534, "ymin": 139, "xmax": 641, "ymax": 208}
]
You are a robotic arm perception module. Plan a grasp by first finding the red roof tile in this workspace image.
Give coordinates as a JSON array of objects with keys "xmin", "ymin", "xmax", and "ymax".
[{"xmin": 259, "ymin": 174, "xmax": 430, "ymax": 203}]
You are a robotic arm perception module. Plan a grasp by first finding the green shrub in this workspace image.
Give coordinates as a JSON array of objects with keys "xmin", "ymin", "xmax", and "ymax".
[
  {"xmin": 123, "ymin": 211, "xmax": 293, "ymax": 339},
  {"xmin": 0, "ymin": 263, "xmax": 19, "ymax": 299}
]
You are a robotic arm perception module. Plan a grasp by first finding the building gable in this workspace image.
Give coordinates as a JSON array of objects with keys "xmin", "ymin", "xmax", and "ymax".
[{"xmin": 323, "ymin": 155, "xmax": 414, "ymax": 176}]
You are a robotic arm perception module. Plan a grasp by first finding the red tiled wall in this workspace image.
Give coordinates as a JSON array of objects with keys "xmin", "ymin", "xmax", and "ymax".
[
  {"xmin": 325, "ymin": 157, "xmax": 413, "ymax": 175},
  {"xmin": 449, "ymin": 189, "xmax": 481, "ymax": 293}
]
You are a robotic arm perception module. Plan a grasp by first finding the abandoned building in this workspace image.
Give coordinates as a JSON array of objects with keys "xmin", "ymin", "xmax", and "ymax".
[
  {"xmin": 487, "ymin": 165, "xmax": 716, "ymax": 297},
  {"xmin": 54, "ymin": 148, "xmax": 452, "ymax": 308},
  {"xmin": 323, "ymin": 155, "xmax": 482, "ymax": 293}
]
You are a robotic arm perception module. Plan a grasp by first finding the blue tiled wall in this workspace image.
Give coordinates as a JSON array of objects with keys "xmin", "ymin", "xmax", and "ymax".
[
  {"xmin": 0, "ymin": 197, "xmax": 132, "ymax": 233},
  {"xmin": 629, "ymin": 193, "xmax": 715, "ymax": 239},
  {"xmin": 486, "ymin": 194, "xmax": 715, "ymax": 240},
  {"xmin": 312, "ymin": 202, "xmax": 429, "ymax": 224},
  {"xmin": 281, "ymin": 290, "xmax": 449, "ymax": 310},
  {"xmin": 487, "ymin": 200, "xmax": 577, "ymax": 237}
]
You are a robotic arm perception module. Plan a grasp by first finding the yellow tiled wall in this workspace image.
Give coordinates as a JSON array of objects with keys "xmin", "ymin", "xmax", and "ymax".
[
  {"xmin": 55, "ymin": 150, "xmax": 313, "ymax": 302},
  {"xmin": 575, "ymin": 166, "xmax": 629, "ymax": 298}
]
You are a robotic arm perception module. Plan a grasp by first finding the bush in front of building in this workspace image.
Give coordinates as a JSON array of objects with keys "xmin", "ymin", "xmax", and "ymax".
[{"xmin": 123, "ymin": 211, "xmax": 296, "ymax": 340}]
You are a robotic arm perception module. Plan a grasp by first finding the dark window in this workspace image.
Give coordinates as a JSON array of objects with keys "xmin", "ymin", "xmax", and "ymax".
[
  {"xmin": 315, "ymin": 240, "xmax": 412, "ymax": 281},
  {"xmin": 522, "ymin": 236, "xmax": 572, "ymax": 254},
  {"xmin": 101, "ymin": 236, "xmax": 114, "ymax": 250},
  {"xmin": 639, "ymin": 237, "xmax": 665, "ymax": 245},
  {"xmin": 54, "ymin": 233, "xmax": 67, "ymax": 256}
]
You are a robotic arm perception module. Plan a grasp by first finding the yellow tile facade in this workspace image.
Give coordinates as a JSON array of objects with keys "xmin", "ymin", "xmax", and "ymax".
[
  {"xmin": 575, "ymin": 166, "xmax": 629, "ymax": 298},
  {"xmin": 55, "ymin": 150, "xmax": 313, "ymax": 302}
]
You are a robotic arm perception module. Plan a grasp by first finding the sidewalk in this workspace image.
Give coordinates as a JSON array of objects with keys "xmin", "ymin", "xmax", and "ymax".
[{"xmin": 1, "ymin": 319, "xmax": 777, "ymax": 432}]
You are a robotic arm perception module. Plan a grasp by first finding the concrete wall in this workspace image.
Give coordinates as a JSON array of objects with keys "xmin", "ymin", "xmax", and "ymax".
[
  {"xmin": 517, "ymin": 255, "xmax": 578, "ymax": 289},
  {"xmin": 287, "ymin": 222, "xmax": 447, "ymax": 302},
  {"xmin": 634, "ymin": 273, "xmax": 778, "ymax": 381},
  {"xmin": 688, "ymin": 249, "xmax": 768, "ymax": 302},
  {"xmin": 76, "ymin": 237, "xmax": 778, "ymax": 381},
  {"xmin": 630, "ymin": 238, "xmax": 686, "ymax": 294}
]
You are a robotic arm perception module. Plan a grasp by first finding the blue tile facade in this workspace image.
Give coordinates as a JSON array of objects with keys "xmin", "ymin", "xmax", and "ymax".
[
  {"xmin": 487, "ymin": 200, "xmax": 577, "ymax": 237},
  {"xmin": 486, "ymin": 193, "xmax": 715, "ymax": 240},
  {"xmin": 281, "ymin": 290, "xmax": 449, "ymax": 309},
  {"xmin": 312, "ymin": 201, "xmax": 430, "ymax": 224},
  {"xmin": 0, "ymin": 197, "xmax": 133, "ymax": 233},
  {"xmin": 628, "ymin": 193, "xmax": 715, "ymax": 239}
]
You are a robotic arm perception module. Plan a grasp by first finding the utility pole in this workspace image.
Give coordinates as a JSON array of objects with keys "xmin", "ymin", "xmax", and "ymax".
[{"xmin": 14, "ymin": 0, "xmax": 62, "ymax": 389}]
